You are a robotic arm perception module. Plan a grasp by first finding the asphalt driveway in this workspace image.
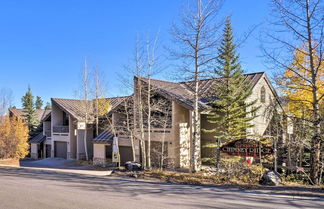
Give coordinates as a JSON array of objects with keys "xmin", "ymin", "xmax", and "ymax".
[
  {"xmin": 20, "ymin": 158, "xmax": 90, "ymax": 169},
  {"xmin": 0, "ymin": 166, "xmax": 323, "ymax": 209}
]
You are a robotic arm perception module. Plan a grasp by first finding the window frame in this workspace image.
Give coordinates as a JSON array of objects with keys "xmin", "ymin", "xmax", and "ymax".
[{"xmin": 260, "ymin": 86, "xmax": 266, "ymax": 103}]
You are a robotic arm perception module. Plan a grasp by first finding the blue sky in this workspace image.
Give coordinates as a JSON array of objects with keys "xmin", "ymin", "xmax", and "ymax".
[{"xmin": 0, "ymin": 0, "xmax": 271, "ymax": 108}]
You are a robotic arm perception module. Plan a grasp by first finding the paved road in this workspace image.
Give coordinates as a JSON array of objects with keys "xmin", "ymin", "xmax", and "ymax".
[{"xmin": 0, "ymin": 166, "xmax": 323, "ymax": 209}]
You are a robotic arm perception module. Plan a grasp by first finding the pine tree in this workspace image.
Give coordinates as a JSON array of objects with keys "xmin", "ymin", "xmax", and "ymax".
[
  {"xmin": 21, "ymin": 86, "xmax": 38, "ymax": 136},
  {"xmin": 44, "ymin": 102, "xmax": 51, "ymax": 109},
  {"xmin": 204, "ymin": 18, "xmax": 259, "ymax": 165},
  {"xmin": 35, "ymin": 96, "xmax": 43, "ymax": 109}
]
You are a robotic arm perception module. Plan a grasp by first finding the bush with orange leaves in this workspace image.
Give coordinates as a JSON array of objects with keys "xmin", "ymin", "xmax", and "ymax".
[{"xmin": 0, "ymin": 116, "xmax": 29, "ymax": 159}]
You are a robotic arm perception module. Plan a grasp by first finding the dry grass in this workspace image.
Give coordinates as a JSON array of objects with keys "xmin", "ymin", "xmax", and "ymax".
[
  {"xmin": 77, "ymin": 160, "xmax": 93, "ymax": 166},
  {"xmin": 112, "ymin": 169, "xmax": 261, "ymax": 187},
  {"xmin": 113, "ymin": 169, "xmax": 324, "ymax": 190},
  {"xmin": 144, "ymin": 170, "xmax": 262, "ymax": 186},
  {"xmin": 0, "ymin": 158, "xmax": 20, "ymax": 166}
]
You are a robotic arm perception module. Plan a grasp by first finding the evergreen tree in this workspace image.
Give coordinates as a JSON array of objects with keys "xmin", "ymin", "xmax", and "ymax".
[
  {"xmin": 204, "ymin": 18, "xmax": 259, "ymax": 161},
  {"xmin": 21, "ymin": 86, "xmax": 38, "ymax": 136},
  {"xmin": 44, "ymin": 102, "xmax": 51, "ymax": 109},
  {"xmin": 35, "ymin": 96, "xmax": 43, "ymax": 109}
]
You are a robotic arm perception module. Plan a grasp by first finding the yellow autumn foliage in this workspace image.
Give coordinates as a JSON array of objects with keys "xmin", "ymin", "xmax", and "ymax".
[
  {"xmin": 97, "ymin": 98, "xmax": 111, "ymax": 116},
  {"xmin": 280, "ymin": 45, "xmax": 324, "ymax": 119},
  {"xmin": 0, "ymin": 116, "xmax": 29, "ymax": 159}
]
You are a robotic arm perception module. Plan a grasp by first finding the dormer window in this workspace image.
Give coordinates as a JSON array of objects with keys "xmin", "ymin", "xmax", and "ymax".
[{"xmin": 261, "ymin": 86, "xmax": 266, "ymax": 103}]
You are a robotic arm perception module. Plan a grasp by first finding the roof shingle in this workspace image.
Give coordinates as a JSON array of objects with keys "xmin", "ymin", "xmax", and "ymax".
[
  {"xmin": 29, "ymin": 133, "xmax": 46, "ymax": 143},
  {"xmin": 92, "ymin": 130, "xmax": 114, "ymax": 143},
  {"xmin": 9, "ymin": 108, "xmax": 51, "ymax": 122},
  {"xmin": 51, "ymin": 96, "xmax": 130, "ymax": 121},
  {"xmin": 137, "ymin": 72, "xmax": 264, "ymax": 110}
]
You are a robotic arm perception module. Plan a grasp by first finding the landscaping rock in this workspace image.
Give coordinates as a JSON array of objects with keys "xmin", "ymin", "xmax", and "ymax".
[
  {"xmin": 125, "ymin": 161, "xmax": 142, "ymax": 171},
  {"xmin": 260, "ymin": 170, "xmax": 282, "ymax": 186},
  {"xmin": 129, "ymin": 173, "xmax": 138, "ymax": 178}
]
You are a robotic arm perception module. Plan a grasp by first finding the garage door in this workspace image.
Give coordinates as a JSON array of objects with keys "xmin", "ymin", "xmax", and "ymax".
[
  {"xmin": 119, "ymin": 146, "xmax": 133, "ymax": 165},
  {"xmin": 54, "ymin": 142, "xmax": 67, "ymax": 159}
]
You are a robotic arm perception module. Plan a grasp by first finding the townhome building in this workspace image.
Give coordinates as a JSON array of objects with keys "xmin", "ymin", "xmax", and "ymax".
[
  {"xmin": 92, "ymin": 72, "xmax": 284, "ymax": 169},
  {"xmin": 8, "ymin": 108, "xmax": 51, "ymax": 159},
  {"xmin": 49, "ymin": 97, "xmax": 126, "ymax": 160},
  {"xmin": 23, "ymin": 71, "xmax": 283, "ymax": 169}
]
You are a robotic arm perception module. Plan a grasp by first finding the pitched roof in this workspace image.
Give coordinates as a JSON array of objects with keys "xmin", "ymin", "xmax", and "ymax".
[
  {"xmin": 137, "ymin": 77, "xmax": 209, "ymax": 110},
  {"xmin": 41, "ymin": 109, "xmax": 52, "ymax": 121},
  {"xmin": 181, "ymin": 72, "xmax": 264, "ymax": 99},
  {"xmin": 99, "ymin": 96, "xmax": 131, "ymax": 111},
  {"xmin": 92, "ymin": 130, "xmax": 114, "ymax": 143},
  {"xmin": 51, "ymin": 96, "xmax": 130, "ymax": 121},
  {"xmin": 51, "ymin": 98, "xmax": 91, "ymax": 121},
  {"xmin": 137, "ymin": 72, "xmax": 265, "ymax": 110},
  {"xmin": 8, "ymin": 108, "xmax": 51, "ymax": 122},
  {"xmin": 29, "ymin": 133, "xmax": 46, "ymax": 143}
]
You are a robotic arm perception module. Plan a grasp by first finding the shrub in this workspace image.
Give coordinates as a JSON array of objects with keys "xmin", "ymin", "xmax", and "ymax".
[
  {"xmin": 0, "ymin": 116, "xmax": 29, "ymax": 159},
  {"xmin": 203, "ymin": 157, "xmax": 266, "ymax": 184},
  {"xmin": 145, "ymin": 161, "xmax": 266, "ymax": 186}
]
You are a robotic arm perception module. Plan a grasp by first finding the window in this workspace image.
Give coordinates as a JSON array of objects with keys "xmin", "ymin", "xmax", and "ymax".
[
  {"xmin": 260, "ymin": 86, "xmax": 266, "ymax": 103},
  {"xmin": 63, "ymin": 111, "xmax": 69, "ymax": 126}
]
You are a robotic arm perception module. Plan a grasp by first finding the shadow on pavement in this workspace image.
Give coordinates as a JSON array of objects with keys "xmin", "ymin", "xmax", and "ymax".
[{"xmin": 19, "ymin": 158, "xmax": 90, "ymax": 170}]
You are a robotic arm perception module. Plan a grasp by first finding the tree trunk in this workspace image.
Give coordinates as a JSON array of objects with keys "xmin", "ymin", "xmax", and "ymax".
[
  {"xmin": 191, "ymin": 64, "xmax": 200, "ymax": 172},
  {"xmin": 140, "ymin": 129, "xmax": 146, "ymax": 169},
  {"xmin": 147, "ymin": 78, "xmax": 151, "ymax": 169},
  {"xmin": 287, "ymin": 133, "xmax": 292, "ymax": 171},
  {"xmin": 84, "ymin": 114, "xmax": 89, "ymax": 161},
  {"xmin": 138, "ymin": 81, "xmax": 146, "ymax": 169},
  {"xmin": 305, "ymin": 0, "xmax": 321, "ymax": 185},
  {"xmin": 191, "ymin": 4, "xmax": 201, "ymax": 171},
  {"xmin": 310, "ymin": 92, "xmax": 321, "ymax": 184},
  {"xmin": 96, "ymin": 98, "xmax": 99, "ymax": 136},
  {"xmin": 274, "ymin": 132, "xmax": 278, "ymax": 173},
  {"xmin": 130, "ymin": 134, "xmax": 136, "ymax": 162},
  {"xmin": 216, "ymin": 137, "xmax": 220, "ymax": 173}
]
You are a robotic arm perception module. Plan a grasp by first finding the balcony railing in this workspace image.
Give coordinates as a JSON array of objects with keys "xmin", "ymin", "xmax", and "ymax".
[
  {"xmin": 53, "ymin": 126, "xmax": 69, "ymax": 133},
  {"xmin": 144, "ymin": 128, "xmax": 172, "ymax": 133}
]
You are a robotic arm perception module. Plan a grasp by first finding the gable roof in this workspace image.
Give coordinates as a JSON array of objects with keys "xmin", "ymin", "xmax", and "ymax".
[
  {"xmin": 181, "ymin": 72, "xmax": 263, "ymax": 99},
  {"xmin": 136, "ymin": 77, "xmax": 206, "ymax": 110},
  {"xmin": 51, "ymin": 98, "xmax": 91, "ymax": 121},
  {"xmin": 99, "ymin": 96, "xmax": 131, "ymax": 111},
  {"xmin": 137, "ymin": 72, "xmax": 265, "ymax": 110},
  {"xmin": 8, "ymin": 108, "xmax": 51, "ymax": 122},
  {"xmin": 51, "ymin": 96, "xmax": 130, "ymax": 121}
]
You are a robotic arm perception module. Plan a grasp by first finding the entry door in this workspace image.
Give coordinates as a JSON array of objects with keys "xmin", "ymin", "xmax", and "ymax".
[
  {"xmin": 37, "ymin": 144, "xmax": 42, "ymax": 159},
  {"xmin": 119, "ymin": 146, "xmax": 133, "ymax": 165},
  {"xmin": 46, "ymin": 145, "xmax": 52, "ymax": 158},
  {"xmin": 54, "ymin": 142, "xmax": 67, "ymax": 159}
]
